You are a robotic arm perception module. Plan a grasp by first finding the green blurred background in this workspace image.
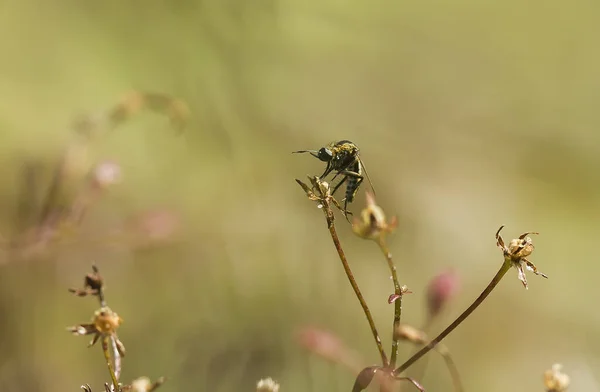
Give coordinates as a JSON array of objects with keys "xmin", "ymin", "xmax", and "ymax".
[{"xmin": 0, "ymin": 0, "xmax": 599, "ymax": 391}]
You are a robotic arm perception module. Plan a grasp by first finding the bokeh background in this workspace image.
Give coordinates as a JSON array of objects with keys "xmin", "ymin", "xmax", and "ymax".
[{"xmin": 0, "ymin": 0, "xmax": 599, "ymax": 391}]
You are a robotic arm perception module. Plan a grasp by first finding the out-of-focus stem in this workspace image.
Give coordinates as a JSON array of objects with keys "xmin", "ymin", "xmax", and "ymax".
[{"xmin": 436, "ymin": 345, "xmax": 464, "ymax": 392}]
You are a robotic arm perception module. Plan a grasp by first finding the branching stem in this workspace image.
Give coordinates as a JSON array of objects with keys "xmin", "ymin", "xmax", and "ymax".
[{"xmin": 320, "ymin": 198, "xmax": 389, "ymax": 367}]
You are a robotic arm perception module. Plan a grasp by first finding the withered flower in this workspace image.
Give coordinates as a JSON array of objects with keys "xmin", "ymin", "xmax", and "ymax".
[
  {"xmin": 296, "ymin": 176, "xmax": 342, "ymax": 209},
  {"xmin": 67, "ymin": 306, "xmax": 125, "ymax": 357},
  {"xmin": 256, "ymin": 377, "xmax": 280, "ymax": 392},
  {"xmin": 394, "ymin": 324, "xmax": 427, "ymax": 345},
  {"xmin": 543, "ymin": 364, "xmax": 570, "ymax": 392},
  {"xmin": 122, "ymin": 376, "xmax": 166, "ymax": 392},
  {"xmin": 69, "ymin": 264, "xmax": 104, "ymax": 297},
  {"xmin": 351, "ymin": 192, "xmax": 397, "ymax": 241},
  {"xmin": 496, "ymin": 226, "xmax": 547, "ymax": 289}
]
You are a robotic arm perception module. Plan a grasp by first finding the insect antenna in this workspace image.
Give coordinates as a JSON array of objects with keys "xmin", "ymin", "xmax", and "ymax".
[
  {"xmin": 358, "ymin": 156, "xmax": 376, "ymax": 195},
  {"xmin": 292, "ymin": 149, "xmax": 320, "ymax": 159}
]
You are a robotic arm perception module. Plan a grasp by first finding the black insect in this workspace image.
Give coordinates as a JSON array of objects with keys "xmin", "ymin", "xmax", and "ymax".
[{"xmin": 293, "ymin": 140, "xmax": 375, "ymax": 214}]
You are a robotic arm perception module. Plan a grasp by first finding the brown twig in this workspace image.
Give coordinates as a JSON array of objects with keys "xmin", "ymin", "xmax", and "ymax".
[
  {"xmin": 297, "ymin": 177, "xmax": 389, "ymax": 366},
  {"xmin": 321, "ymin": 197, "xmax": 388, "ymax": 366}
]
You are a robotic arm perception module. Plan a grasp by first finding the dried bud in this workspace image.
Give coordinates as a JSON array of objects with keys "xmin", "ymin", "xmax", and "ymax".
[
  {"xmin": 256, "ymin": 377, "xmax": 280, "ymax": 392},
  {"xmin": 394, "ymin": 324, "xmax": 427, "ymax": 345},
  {"xmin": 352, "ymin": 192, "xmax": 397, "ymax": 240},
  {"xmin": 129, "ymin": 377, "xmax": 152, "ymax": 392},
  {"xmin": 426, "ymin": 269, "xmax": 460, "ymax": 319},
  {"xmin": 544, "ymin": 364, "xmax": 569, "ymax": 391},
  {"xmin": 508, "ymin": 237, "xmax": 535, "ymax": 258},
  {"xmin": 295, "ymin": 326, "xmax": 361, "ymax": 371},
  {"xmin": 93, "ymin": 307, "xmax": 122, "ymax": 335}
]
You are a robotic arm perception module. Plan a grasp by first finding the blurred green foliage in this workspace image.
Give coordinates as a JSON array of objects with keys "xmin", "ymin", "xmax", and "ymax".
[{"xmin": 0, "ymin": 0, "xmax": 599, "ymax": 391}]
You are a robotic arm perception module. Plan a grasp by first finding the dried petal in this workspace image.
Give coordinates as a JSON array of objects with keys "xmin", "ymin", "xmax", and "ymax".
[
  {"xmin": 114, "ymin": 337, "xmax": 127, "ymax": 357},
  {"xmin": 516, "ymin": 264, "xmax": 529, "ymax": 289},
  {"xmin": 523, "ymin": 258, "xmax": 548, "ymax": 279},
  {"xmin": 88, "ymin": 333, "xmax": 101, "ymax": 347},
  {"xmin": 68, "ymin": 323, "xmax": 97, "ymax": 336}
]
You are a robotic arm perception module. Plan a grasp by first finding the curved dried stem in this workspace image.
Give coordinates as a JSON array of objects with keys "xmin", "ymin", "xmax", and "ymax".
[
  {"xmin": 323, "ymin": 201, "xmax": 388, "ymax": 366},
  {"xmin": 297, "ymin": 177, "xmax": 388, "ymax": 366},
  {"xmin": 394, "ymin": 259, "xmax": 512, "ymax": 375}
]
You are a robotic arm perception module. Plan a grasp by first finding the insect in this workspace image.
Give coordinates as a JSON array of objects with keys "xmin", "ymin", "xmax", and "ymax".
[{"xmin": 293, "ymin": 140, "xmax": 375, "ymax": 215}]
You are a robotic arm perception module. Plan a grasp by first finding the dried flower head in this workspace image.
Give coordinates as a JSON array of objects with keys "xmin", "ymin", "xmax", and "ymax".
[
  {"xmin": 426, "ymin": 269, "xmax": 460, "ymax": 319},
  {"xmin": 93, "ymin": 307, "xmax": 123, "ymax": 335},
  {"xmin": 296, "ymin": 176, "xmax": 344, "ymax": 213},
  {"xmin": 256, "ymin": 377, "xmax": 280, "ymax": 392},
  {"xmin": 394, "ymin": 324, "xmax": 427, "ymax": 345},
  {"xmin": 496, "ymin": 225, "xmax": 548, "ymax": 289},
  {"xmin": 68, "ymin": 306, "xmax": 125, "ymax": 356},
  {"xmin": 543, "ymin": 364, "xmax": 570, "ymax": 392},
  {"xmin": 352, "ymin": 192, "xmax": 397, "ymax": 240}
]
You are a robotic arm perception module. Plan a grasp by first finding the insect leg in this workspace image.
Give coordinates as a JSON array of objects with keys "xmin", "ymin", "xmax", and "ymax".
[
  {"xmin": 331, "ymin": 175, "xmax": 349, "ymax": 196},
  {"xmin": 320, "ymin": 161, "xmax": 334, "ymax": 178}
]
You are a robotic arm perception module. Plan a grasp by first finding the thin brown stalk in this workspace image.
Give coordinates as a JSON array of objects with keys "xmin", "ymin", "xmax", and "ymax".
[
  {"xmin": 102, "ymin": 337, "xmax": 120, "ymax": 392},
  {"xmin": 320, "ymin": 195, "xmax": 389, "ymax": 366},
  {"xmin": 377, "ymin": 238, "xmax": 402, "ymax": 367},
  {"xmin": 394, "ymin": 259, "xmax": 512, "ymax": 375}
]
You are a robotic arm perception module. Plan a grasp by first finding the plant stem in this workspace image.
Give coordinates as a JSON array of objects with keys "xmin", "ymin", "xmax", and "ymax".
[
  {"xmin": 377, "ymin": 238, "xmax": 402, "ymax": 368},
  {"xmin": 321, "ymin": 202, "xmax": 389, "ymax": 367},
  {"xmin": 436, "ymin": 345, "xmax": 464, "ymax": 392},
  {"xmin": 102, "ymin": 337, "xmax": 120, "ymax": 392},
  {"xmin": 393, "ymin": 259, "xmax": 511, "ymax": 375}
]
